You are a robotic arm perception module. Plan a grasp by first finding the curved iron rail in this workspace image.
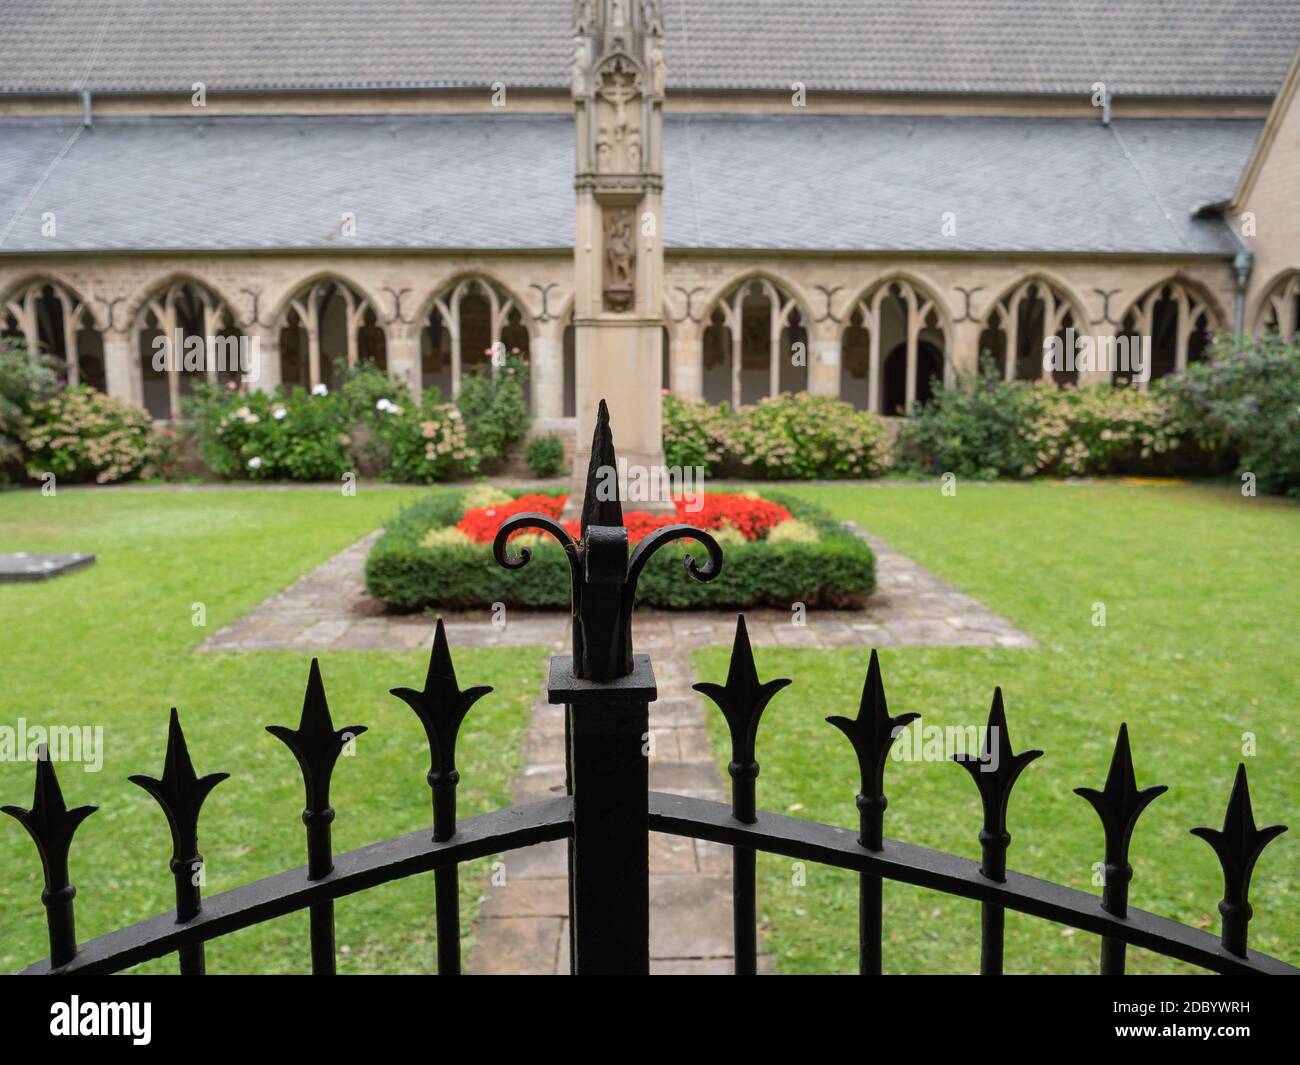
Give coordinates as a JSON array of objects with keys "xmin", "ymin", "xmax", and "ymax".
[{"xmin": 15, "ymin": 791, "xmax": 1294, "ymax": 976}]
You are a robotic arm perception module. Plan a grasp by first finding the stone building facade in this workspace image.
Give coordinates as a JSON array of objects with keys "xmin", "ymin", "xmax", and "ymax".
[{"xmin": 1, "ymin": 1, "xmax": 1297, "ymax": 447}]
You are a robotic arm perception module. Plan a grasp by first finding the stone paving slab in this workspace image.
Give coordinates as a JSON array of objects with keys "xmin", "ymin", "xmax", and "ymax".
[{"xmin": 199, "ymin": 523, "xmax": 1033, "ymax": 655}]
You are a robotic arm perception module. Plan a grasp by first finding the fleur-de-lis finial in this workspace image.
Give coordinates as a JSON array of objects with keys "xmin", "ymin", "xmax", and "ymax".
[
  {"xmin": 694, "ymin": 614, "xmax": 791, "ymax": 822},
  {"xmin": 129, "ymin": 708, "xmax": 229, "ymax": 875},
  {"xmin": 494, "ymin": 399, "xmax": 722, "ymax": 681},
  {"xmin": 1191, "ymin": 763, "xmax": 1287, "ymax": 957},
  {"xmin": 1074, "ymin": 723, "xmax": 1166, "ymax": 910},
  {"xmin": 390, "ymin": 617, "xmax": 493, "ymax": 841},
  {"xmin": 952, "ymin": 687, "xmax": 1043, "ymax": 881},
  {"xmin": 267, "ymin": 658, "xmax": 366, "ymax": 878},
  {"xmin": 827, "ymin": 649, "xmax": 919, "ymax": 849},
  {"xmin": 2, "ymin": 746, "xmax": 97, "ymax": 967}
]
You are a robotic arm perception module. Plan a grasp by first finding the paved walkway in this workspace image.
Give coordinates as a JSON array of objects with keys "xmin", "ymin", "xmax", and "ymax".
[
  {"xmin": 199, "ymin": 524, "xmax": 1033, "ymax": 655},
  {"xmin": 199, "ymin": 522, "xmax": 1032, "ymax": 973}
]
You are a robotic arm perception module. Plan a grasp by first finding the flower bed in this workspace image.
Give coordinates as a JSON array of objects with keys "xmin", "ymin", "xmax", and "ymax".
[{"xmin": 365, "ymin": 487, "xmax": 875, "ymax": 611}]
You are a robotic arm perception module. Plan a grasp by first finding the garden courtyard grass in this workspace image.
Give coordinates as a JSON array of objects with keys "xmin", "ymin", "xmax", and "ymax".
[
  {"xmin": 695, "ymin": 480, "xmax": 1299, "ymax": 973},
  {"xmin": 0, "ymin": 486, "xmax": 544, "ymax": 974}
]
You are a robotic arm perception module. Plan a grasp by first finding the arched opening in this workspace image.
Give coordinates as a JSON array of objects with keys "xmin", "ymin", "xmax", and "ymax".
[
  {"xmin": 276, "ymin": 277, "xmax": 385, "ymax": 392},
  {"xmin": 705, "ymin": 277, "xmax": 807, "ymax": 408},
  {"xmin": 841, "ymin": 279, "xmax": 947, "ymax": 413},
  {"xmin": 2, "ymin": 280, "xmax": 105, "ymax": 391},
  {"xmin": 421, "ymin": 277, "xmax": 531, "ymax": 402},
  {"xmin": 981, "ymin": 278, "xmax": 1083, "ymax": 387},
  {"xmin": 1255, "ymin": 271, "xmax": 1300, "ymax": 339},
  {"xmin": 135, "ymin": 280, "xmax": 240, "ymax": 420},
  {"xmin": 1119, "ymin": 280, "xmax": 1217, "ymax": 386}
]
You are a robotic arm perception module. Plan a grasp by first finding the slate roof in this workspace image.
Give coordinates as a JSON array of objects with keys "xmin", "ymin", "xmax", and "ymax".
[
  {"xmin": 0, "ymin": 0, "xmax": 1296, "ymax": 98},
  {"xmin": 0, "ymin": 113, "xmax": 1259, "ymax": 255}
]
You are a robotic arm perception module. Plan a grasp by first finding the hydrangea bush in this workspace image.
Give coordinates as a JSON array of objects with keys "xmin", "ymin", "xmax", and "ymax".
[{"xmin": 24, "ymin": 386, "xmax": 160, "ymax": 484}]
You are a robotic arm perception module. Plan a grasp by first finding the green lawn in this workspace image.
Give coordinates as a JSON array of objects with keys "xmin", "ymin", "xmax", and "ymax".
[
  {"xmin": 695, "ymin": 481, "xmax": 1299, "ymax": 974},
  {"xmin": 0, "ymin": 486, "xmax": 544, "ymax": 974}
]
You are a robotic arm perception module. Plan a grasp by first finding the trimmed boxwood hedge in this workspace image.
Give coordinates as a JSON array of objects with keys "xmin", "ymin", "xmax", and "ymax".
[{"xmin": 364, "ymin": 489, "xmax": 875, "ymax": 611}]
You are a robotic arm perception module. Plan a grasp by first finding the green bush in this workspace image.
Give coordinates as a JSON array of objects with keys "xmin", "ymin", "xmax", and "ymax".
[
  {"xmin": 182, "ymin": 382, "xmax": 351, "ymax": 481},
  {"xmin": 0, "ymin": 338, "xmax": 58, "ymax": 476},
  {"xmin": 663, "ymin": 393, "xmax": 892, "ymax": 479},
  {"xmin": 524, "ymin": 434, "xmax": 566, "ymax": 478},
  {"xmin": 371, "ymin": 391, "xmax": 478, "ymax": 483},
  {"xmin": 1161, "ymin": 333, "xmax": 1300, "ymax": 497},
  {"xmin": 365, "ymin": 490, "xmax": 875, "ymax": 611},
  {"xmin": 456, "ymin": 355, "xmax": 529, "ymax": 466},
  {"xmin": 898, "ymin": 364, "xmax": 1185, "ymax": 479},
  {"xmin": 24, "ymin": 386, "xmax": 160, "ymax": 484}
]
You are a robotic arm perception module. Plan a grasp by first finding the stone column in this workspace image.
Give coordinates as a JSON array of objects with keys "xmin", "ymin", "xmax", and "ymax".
[
  {"xmin": 102, "ymin": 329, "xmax": 139, "ymax": 406},
  {"xmin": 951, "ymin": 319, "xmax": 982, "ymax": 383},
  {"xmin": 531, "ymin": 329, "xmax": 565, "ymax": 419},
  {"xmin": 671, "ymin": 327, "xmax": 704, "ymax": 399},
  {"xmin": 809, "ymin": 335, "xmax": 840, "ymax": 396},
  {"xmin": 566, "ymin": 2, "xmax": 673, "ymax": 516},
  {"xmin": 386, "ymin": 326, "xmax": 421, "ymax": 400},
  {"xmin": 247, "ymin": 323, "xmax": 280, "ymax": 394}
]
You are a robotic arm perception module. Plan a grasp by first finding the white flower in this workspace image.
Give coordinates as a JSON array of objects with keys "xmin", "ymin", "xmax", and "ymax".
[
  {"xmin": 312, "ymin": 383, "xmax": 328, "ymax": 396},
  {"xmin": 272, "ymin": 406, "xmax": 287, "ymax": 420},
  {"xmin": 247, "ymin": 456, "xmax": 263, "ymax": 470},
  {"xmin": 376, "ymin": 398, "xmax": 393, "ymax": 413}
]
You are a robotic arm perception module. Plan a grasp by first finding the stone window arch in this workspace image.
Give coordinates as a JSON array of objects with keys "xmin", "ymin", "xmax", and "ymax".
[
  {"xmin": 1118, "ymin": 279, "xmax": 1218, "ymax": 385},
  {"xmin": 134, "ymin": 279, "xmax": 240, "ymax": 420},
  {"xmin": 840, "ymin": 278, "xmax": 947, "ymax": 414},
  {"xmin": 2, "ymin": 279, "xmax": 105, "ymax": 391},
  {"xmin": 421, "ymin": 277, "xmax": 531, "ymax": 402},
  {"xmin": 277, "ymin": 278, "xmax": 384, "ymax": 393},
  {"xmin": 1255, "ymin": 271, "xmax": 1300, "ymax": 338},
  {"xmin": 703, "ymin": 277, "xmax": 807, "ymax": 408},
  {"xmin": 980, "ymin": 277, "xmax": 1086, "ymax": 387}
]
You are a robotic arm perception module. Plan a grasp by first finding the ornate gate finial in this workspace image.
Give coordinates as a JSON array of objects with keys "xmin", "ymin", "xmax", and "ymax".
[{"xmin": 493, "ymin": 399, "xmax": 722, "ymax": 681}]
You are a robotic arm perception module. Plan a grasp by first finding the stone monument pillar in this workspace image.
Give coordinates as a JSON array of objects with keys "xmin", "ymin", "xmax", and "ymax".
[{"xmin": 565, "ymin": 0, "xmax": 672, "ymax": 517}]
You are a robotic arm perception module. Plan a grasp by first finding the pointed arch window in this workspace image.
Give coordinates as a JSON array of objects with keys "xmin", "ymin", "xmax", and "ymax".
[
  {"xmin": 1119, "ymin": 280, "xmax": 1217, "ymax": 385},
  {"xmin": 1255, "ymin": 272, "xmax": 1300, "ymax": 339},
  {"xmin": 840, "ymin": 279, "xmax": 946, "ymax": 414},
  {"xmin": 2, "ymin": 280, "xmax": 104, "ymax": 391},
  {"xmin": 421, "ymin": 278, "xmax": 530, "ymax": 402},
  {"xmin": 980, "ymin": 279, "xmax": 1084, "ymax": 387},
  {"xmin": 134, "ymin": 280, "xmax": 240, "ymax": 420},
  {"xmin": 704, "ymin": 278, "xmax": 807, "ymax": 409},
  {"xmin": 277, "ymin": 278, "xmax": 384, "ymax": 393}
]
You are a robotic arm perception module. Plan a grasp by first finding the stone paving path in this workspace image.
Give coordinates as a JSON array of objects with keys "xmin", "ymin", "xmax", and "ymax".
[
  {"xmin": 199, "ymin": 523, "xmax": 1034, "ymax": 655},
  {"xmin": 199, "ymin": 522, "xmax": 1032, "ymax": 973}
]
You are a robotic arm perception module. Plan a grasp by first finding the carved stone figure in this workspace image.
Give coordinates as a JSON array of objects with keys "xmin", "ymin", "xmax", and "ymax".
[
  {"xmin": 650, "ymin": 43, "xmax": 666, "ymax": 96},
  {"xmin": 573, "ymin": 0, "xmax": 595, "ymax": 36},
  {"xmin": 595, "ymin": 57, "xmax": 642, "ymax": 172},
  {"xmin": 571, "ymin": 40, "xmax": 589, "ymax": 95},
  {"xmin": 604, "ymin": 208, "xmax": 636, "ymax": 311},
  {"xmin": 641, "ymin": 0, "xmax": 664, "ymax": 37}
]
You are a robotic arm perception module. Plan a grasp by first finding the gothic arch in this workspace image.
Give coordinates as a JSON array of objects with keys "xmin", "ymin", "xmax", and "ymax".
[
  {"xmin": 840, "ymin": 273, "xmax": 951, "ymax": 414},
  {"xmin": 701, "ymin": 272, "xmax": 813, "ymax": 408},
  {"xmin": 130, "ymin": 276, "xmax": 242, "ymax": 420},
  {"xmin": 417, "ymin": 273, "xmax": 533, "ymax": 401},
  {"xmin": 273, "ymin": 274, "xmax": 386, "ymax": 392},
  {"xmin": 1, "ymin": 275, "xmax": 106, "ymax": 390},
  {"xmin": 979, "ymin": 274, "xmax": 1089, "ymax": 386},
  {"xmin": 1253, "ymin": 269, "xmax": 1300, "ymax": 338},
  {"xmin": 1118, "ymin": 277, "xmax": 1222, "ymax": 384}
]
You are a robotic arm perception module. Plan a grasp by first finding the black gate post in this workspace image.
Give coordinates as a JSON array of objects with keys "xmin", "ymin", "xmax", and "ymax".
[{"xmin": 550, "ymin": 652, "xmax": 655, "ymax": 975}]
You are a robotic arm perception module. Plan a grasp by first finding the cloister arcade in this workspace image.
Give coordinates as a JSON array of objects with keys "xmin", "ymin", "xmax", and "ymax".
[{"xmin": 0, "ymin": 262, "xmax": 1275, "ymax": 425}]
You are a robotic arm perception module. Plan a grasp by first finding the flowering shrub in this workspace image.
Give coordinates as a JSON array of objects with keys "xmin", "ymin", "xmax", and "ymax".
[
  {"xmin": 726, "ymin": 394, "xmax": 894, "ymax": 478},
  {"xmin": 1, "ymin": 338, "xmax": 59, "ymax": 477},
  {"xmin": 24, "ymin": 386, "xmax": 160, "ymax": 484},
  {"xmin": 371, "ymin": 391, "xmax": 478, "ymax": 483},
  {"xmin": 367, "ymin": 488, "xmax": 876, "ymax": 611},
  {"xmin": 1161, "ymin": 334, "xmax": 1300, "ymax": 497},
  {"xmin": 899, "ymin": 366, "xmax": 1186, "ymax": 479},
  {"xmin": 663, "ymin": 393, "xmax": 891, "ymax": 478},
  {"xmin": 184, "ymin": 383, "xmax": 351, "ymax": 481},
  {"xmin": 457, "ymin": 355, "xmax": 529, "ymax": 466},
  {"xmin": 454, "ymin": 491, "xmax": 791, "ymax": 546}
]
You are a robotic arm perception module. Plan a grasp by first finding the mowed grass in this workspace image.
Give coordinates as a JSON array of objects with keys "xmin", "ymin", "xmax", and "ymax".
[
  {"xmin": 0, "ymin": 486, "xmax": 544, "ymax": 974},
  {"xmin": 694, "ymin": 481, "xmax": 1299, "ymax": 974}
]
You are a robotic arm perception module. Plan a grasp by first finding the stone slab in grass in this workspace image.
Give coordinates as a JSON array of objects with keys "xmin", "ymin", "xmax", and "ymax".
[{"xmin": 0, "ymin": 552, "xmax": 95, "ymax": 583}]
